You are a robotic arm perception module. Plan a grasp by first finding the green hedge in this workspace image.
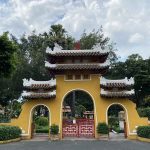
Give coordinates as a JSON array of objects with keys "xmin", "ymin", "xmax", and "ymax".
[
  {"xmin": 137, "ymin": 126, "xmax": 150, "ymax": 139},
  {"xmin": 35, "ymin": 126, "xmax": 49, "ymax": 133},
  {"xmin": 97, "ymin": 122, "xmax": 109, "ymax": 134},
  {"xmin": 0, "ymin": 125, "xmax": 21, "ymax": 141},
  {"xmin": 137, "ymin": 107, "xmax": 150, "ymax": 119},
  {"xmin": 34, "ymin": 117, "xmax": 49, "ymax": 126},
  {"xmin": 0, "ymin": 114, "xmax": 10, "ymax": 123},
  {"xmin": 36, "ymin": 128, "xmax": 49, "ymax": 133},
  {"xmin": 50, "ymin": 124, "xmax": 59, "ymax": 135}
]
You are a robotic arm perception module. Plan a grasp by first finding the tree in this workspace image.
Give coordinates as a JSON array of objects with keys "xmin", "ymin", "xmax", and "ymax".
[
  {"xmin": 80, "ymin": 27, "xmax": 118, "ymax": 64},
  {"xmin": 0, "ymin": 25, "xmax": 75, "ymax": 107},
  {"xmin": 106, "ymin": 54, "xmax": 150, "ymax": 107},
  {"xmin": 0, "ymin": 32, "xmax": 17, "ymax": 78},
  {"xmin": 43, "ymin": 24, "xmax": 74, "ymax": 50}
]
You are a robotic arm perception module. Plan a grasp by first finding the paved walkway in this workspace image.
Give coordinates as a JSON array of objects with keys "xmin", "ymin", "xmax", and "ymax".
[
  {"xmin": 0, "ymin": 140, "xmax": 149, "ymax": 150},
  {"xmin": 109, "ymin": 132, "xmax": 126, "ymax": 141},
  {"xmin": 30, "ymin": 134, "xmax": 49, "ymax": 141}
]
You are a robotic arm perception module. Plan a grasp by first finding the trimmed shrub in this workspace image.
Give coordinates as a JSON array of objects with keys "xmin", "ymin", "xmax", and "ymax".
[
  {"xmin": 50, "ymin": 124, "xmax": 59, "ymax": 135},
  {"xmin": 97, "ymin": 122, "xmax": 109, "ymax": 134},
  {"xmin": 0, "ymin": 125, "xmax": 21, "ymax": 141},
  {"xmin": 36, "ymin": 128, "xmax": 49, "ymax": 133},
  {"xmin": 35, "ymin": 117, "xmax": 49, "ymax": 126},
  {"xmin": 35, "ymin": 126, "xmax": 49, "ymax": 133},
  {"xmin": 137, "ymin": 126, "xmax": 150, "ymax": 139}
]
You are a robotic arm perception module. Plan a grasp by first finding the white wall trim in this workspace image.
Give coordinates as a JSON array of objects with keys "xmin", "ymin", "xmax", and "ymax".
[
  {"xmin": 26, "ymin": 104, "xmax": 51, "ymax": 136},
  {"xmin": 59, "ymin": 88, "xmax": 97, "ymax": 135},
  {"xmin": 106, "ymin": 103, "xmax": 131, "ymax": 135}
]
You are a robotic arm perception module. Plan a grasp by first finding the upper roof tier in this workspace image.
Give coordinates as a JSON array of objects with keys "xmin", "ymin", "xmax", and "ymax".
[
  {"xmin": 46, "ymin": 43, "xmax": 110, "ymax": 57},
  {"xmin": 100, "ymin": 77, "xmax": 134, "ymax": 88},
  {"xmin": 23, "ymin": 78, "xmax": 56, "ymax": 89}
]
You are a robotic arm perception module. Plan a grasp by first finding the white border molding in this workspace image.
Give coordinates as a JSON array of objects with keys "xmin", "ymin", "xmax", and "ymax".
[
  {"xmin": 106, "ymin": 103, "xmax": 132, "ymax": 135},
  {"xmin": 23, "ymin": 104, "xmax": 51, "ymax": 137},
  {"xmin": 60, "ymin": 88, "xmax": 97, "ymax": 135}
]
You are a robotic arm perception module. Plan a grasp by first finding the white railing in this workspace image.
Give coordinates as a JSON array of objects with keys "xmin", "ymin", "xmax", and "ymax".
[
  {"xmin": 46, "ymin": 43, "xmax": 110, "ymax": 54},
  {"xmin": 100, "ymin": 76, "xmax": 134, "ymax": 85},
  {"xmin": 101, "ymin": 89, "xmax": 134, "ymax": 96},
  {"xmin": 45, "ymin": 61, "xmax": 110, "ymax": 68},
  {"xmin": 23, "ymin": 78, "xmax": 56, "ymax": 87},
  {"xmin": 22, "ymin": 90, "xmax": 56, "ymax": 97}
]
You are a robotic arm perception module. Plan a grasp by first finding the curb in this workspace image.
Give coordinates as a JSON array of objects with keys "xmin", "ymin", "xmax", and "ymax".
[
  {"xmin": 137, "ymin": 136, "xmax": 150, "ymax": 143},
  {"xmin": 0, "ymin": 137, "xmax": 21, "ymax": 144}
]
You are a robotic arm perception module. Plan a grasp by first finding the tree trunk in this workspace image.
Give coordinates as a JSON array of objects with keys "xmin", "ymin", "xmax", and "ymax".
[{"xmin": 72, "ymin": 91, "xmax": 76, "ymax": 117}]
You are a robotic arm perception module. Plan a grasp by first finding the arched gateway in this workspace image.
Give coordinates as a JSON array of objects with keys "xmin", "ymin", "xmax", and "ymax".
[
  {"xmin": 1, "ymin": 43, "xmax": 148, "ymax": 140},
  {"xmin": 62, "ymin": 90, "xmax": 95, "ymax": 138}
]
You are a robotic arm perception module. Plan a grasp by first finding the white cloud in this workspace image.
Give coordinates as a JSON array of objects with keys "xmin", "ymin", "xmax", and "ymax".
[
  {"xmin": 129, "ymin": 33, "xmax": 144, "ymax": 44},
  {"xmin": 0, "ymin": 0, "xmax": 150, "ymax": 59}
]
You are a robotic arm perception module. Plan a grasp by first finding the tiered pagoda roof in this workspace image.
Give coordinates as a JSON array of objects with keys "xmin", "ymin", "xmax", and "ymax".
[
  {"xmin": 45, "ymin": 43, "xmax": 110, "ymax": 76},
  {"xmin": 22, "ymin": 78, "xmax": 56, "ymax": 99},
  {"xmin": 100, "ymin": 77, "xmax": 134, "ymax": 98}
]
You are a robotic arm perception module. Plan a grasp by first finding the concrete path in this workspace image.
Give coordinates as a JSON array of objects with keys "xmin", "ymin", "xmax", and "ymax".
[
  {"xmin": 109, "ymin": 132, "xmax": 126, "ymax": 141},
  {"xmin": 30, "ymin": 134, "xmax": 49, "ymax": 141},
  {"xmin": 0, "ymin": 140, "xmax": 149, "ymax": 150}
]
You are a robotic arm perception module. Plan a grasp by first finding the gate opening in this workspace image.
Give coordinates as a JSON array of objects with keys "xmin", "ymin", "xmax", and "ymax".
[
  {"xmin": 107, "ymin": 104, "xmax": 127, "ymax": 139},
  {"xmin": 62, "ymin": 90, "xmax": 95, "ymax": 138},
  {"xmin": 31, "ymin": 105, "xmax": 49, "ymax": 139}
]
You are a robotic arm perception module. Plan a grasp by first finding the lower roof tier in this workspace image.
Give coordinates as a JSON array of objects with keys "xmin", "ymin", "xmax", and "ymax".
[
  {"xmin": 45, "ymin": 61, "xmax": 110, "ymax": 69},
  {"xmin": 22, "ymin": 91, "xmax": 56, "ymax": 99},
  {"xmin": 100, "ymin": 89, "xmax": 134, "ymax": 98}
]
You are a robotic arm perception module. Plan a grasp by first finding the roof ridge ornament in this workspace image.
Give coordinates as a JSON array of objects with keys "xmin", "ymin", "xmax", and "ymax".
[
  {"xmin": 92, "ymin": 43, "xmax": 102, "ymax": 51},
  {"xmin": 53, "ymin": 43, "xmax": 63, "ymax": 51}
]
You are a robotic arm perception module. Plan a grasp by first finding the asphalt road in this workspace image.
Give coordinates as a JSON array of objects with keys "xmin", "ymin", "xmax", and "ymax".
[{"xmin": 0, "ymin": 140, "xmax": 149, "ymax": 150}]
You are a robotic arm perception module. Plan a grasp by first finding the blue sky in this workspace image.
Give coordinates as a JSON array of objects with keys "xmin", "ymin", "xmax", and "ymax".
[{"xmin": 0, "ymin": 0, "xmax": 150, "ymax": 60}]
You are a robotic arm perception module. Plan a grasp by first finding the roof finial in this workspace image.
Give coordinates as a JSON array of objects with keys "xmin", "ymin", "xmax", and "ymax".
[{"xmin": 74, "ymin": 41, "xmax": 80, "ymax": 50}]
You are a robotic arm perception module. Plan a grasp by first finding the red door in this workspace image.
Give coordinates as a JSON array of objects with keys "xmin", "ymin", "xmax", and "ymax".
[{"xmin": 62, "ymin": 119, "xmax": 95, "ymax": 138}]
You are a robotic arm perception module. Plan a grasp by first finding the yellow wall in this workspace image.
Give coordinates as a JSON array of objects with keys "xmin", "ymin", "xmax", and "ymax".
[{"xmin": 0, "ymin": 74, "xmax": 149, "ymax": 139}]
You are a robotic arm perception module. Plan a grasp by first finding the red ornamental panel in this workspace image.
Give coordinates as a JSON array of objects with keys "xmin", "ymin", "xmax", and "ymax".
[
  {"xmin": 79, "ymin": 124, "xmax": 94, "ymax": 137},
  {"xmin": 62, "ymin": 119, "xmax": 95, "ymax": 138},
  {"xmin": 63, "ymin": 124, "xmax": 78, "ymax": 137}
]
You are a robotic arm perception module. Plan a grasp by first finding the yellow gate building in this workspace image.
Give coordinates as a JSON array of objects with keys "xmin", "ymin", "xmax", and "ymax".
[{"xmin": 0, "ymin": 43, "xmax": 149, "ymax": 140}]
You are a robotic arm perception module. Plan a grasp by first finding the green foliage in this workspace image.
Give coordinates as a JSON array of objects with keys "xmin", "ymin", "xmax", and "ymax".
[
  {"xmin": 145, "ymin": 96, "xmax": 150, "ymax": 105},
  {"xmin": 35, "ymin": 126, "xmax": 49, "ymax": 133},
  {"xmin": 106, "ymin": 54, "xmax": 150, "ymax": 107},
  {"xmin": 75, "ymin": 105, "xmax": 86, "ymax": 117},
  {"xmin": 137, "ymin": 107, "xmax": 150, "ymax": 119},
  {"xmin": 50, "ymin": 124, "xmax": 59, "ymax": 135},
  {"xmin": 64, "ymin": 90, "xmax": 94, "ymax": 117},
  {"xmin": 108, "ymin": 116, "xmax": 119, "ymax": 129},
  {"xmin": 11, "ymin": 101, "xmax": 22, "ymax": 118},
  {"xmin": 0, "ymin": 114, "xmax": 10, "ymax": 123},
  {"xmin": 0, "ymin": 125, "xmax": 21, "ymax": 141},
  {"xmin": 0, "ymin": 24, "xmax": 75, "ymax": 106},
  {"xmin": 137, "ymin": 126, "xmax": 150, "ymax": 139},
  {"xmin": 0, "ymin": 32, "xmax": 17, "ymax": 78},
  {"xmin": 80, "ymin": 27, "xmax": 117, "ymax": 64},
  {"xmin": 97, "ymin": 122, "xmax": 109, "ymax": 134},
  {"xmin": 34, "ymin": 116, "xmax": 49, "ymax": 126}
]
